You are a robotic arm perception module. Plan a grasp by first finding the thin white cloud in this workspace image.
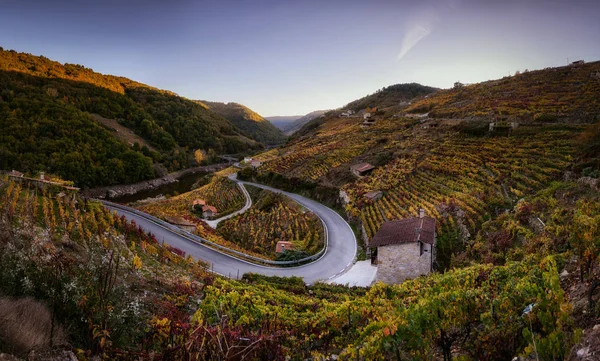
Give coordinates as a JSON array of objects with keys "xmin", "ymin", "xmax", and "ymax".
[
  {"xmin": 397, "ymin": 0, "xmax": 461, "ymax": 61},
  {"xmin": 397, "ymin": 22, "xmax": 434, "ymax": 61}
]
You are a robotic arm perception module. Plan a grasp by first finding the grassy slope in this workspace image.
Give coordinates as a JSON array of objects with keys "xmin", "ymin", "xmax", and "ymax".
[{"xmin": 199, "ymin": 100, "xmax": 287, "ymax": 145}]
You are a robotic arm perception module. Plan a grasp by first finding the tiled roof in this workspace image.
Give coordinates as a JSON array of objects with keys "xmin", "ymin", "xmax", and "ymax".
[
  {"xmin": 351, "ymin": 163, "xmax": 375, "ymax": 173},
  {"xmin": 369, "ymin": 217, "xmax": 436, "ymax": 247},
  {"xmin": 193, "ymin": 199, "xmax": 206, "ymax": 206},
  {"xmin": 202, "ymin": 205, "xmax": 217, "ymax": 213},
  {"xmin": 364, "ymin": 191, "xmax": 382, "ymax": 199}
]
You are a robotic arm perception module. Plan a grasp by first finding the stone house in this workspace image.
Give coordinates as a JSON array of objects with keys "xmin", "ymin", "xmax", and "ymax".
[
  {"xmin": 369, "ymin": 209, "xmax": 436, "ymax": 284},
  {"xmin": 202, "ymin": 205, "xmax": 218, "ymax": 219},
  {"xmin": 350, "ymin": 163, "xmax": 375, "ymax": 177},
  {"xmin": 250, "ymin": 160, "xmax": 263, "ymax": 169},
  {"xmin": 276, "ymin": 241, "xmax": 294, "ymax": 253}
]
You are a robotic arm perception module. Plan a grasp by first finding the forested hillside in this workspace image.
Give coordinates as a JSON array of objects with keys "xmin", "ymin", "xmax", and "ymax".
[
  {"xmin": 0, "ymin": 48, "xmax": 263, "ymax": 187},
  {"xmin": 199, "ymin": 100, "xmax": 287, "ymax": 144}
]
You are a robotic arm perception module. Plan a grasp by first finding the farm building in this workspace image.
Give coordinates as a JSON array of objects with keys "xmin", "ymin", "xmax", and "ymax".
[
  {"xmin": 369, "ymin": 209, "xmax": 436, "ymax": 284},
  {"xmin": 350, "ymin": 163, "xmax": 375, "ymax": 177},
  {"xmin": 202, "ymin": 205, "xmax": 218, "ymax": 219},
  {"xmin": 276, "ymin": 241, "xmax": 295, "ymax": 253},
  {"xmin": 364, "ymin": 190, "xmax": 383, "ymax": 201}
]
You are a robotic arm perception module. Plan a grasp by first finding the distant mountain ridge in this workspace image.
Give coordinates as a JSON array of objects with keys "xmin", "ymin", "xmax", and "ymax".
[
  {"xmin": 265, "ymin": 115, "xmax": 303, "ymax": 130},
  {"xmin": 198, "ymin": 101, "xmax": 287, "ymax": 145},
  {"xmin": 267, "ymin": 110, "xmax": 329, "ymax": 135},
  {"xmin": 283, "ymin": 110, "xmax": 328, "ymax": 135}
]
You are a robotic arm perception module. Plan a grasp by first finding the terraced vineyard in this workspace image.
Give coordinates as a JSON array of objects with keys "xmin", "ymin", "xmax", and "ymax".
[
  {"xmin": 346, "ymin": 125, "xmax": 580, "ymax": 240},
  {"xmin": 261, "ymin": 140, "xmax": 367, "ymax": 181},
  {"xmin": 404, "ymin": 61, "xmax": 600, "ymax": 121},
  {"xmin": 138, "ymin": 176, "xmax": 245, "ymax": 221},
  {"xmin": 252, "ymin": 106, "xmax": 584, "ymax": 252},
  {"xmin": 217, "ymin": 186, "xmax": 324, "ymax": 259}
]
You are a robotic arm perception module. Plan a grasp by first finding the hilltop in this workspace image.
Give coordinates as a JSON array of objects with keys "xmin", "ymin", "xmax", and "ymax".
[
  {"xmin": 345, "ymin": 82, "xmax": 438, "ymax": 113},
  {"xmin": 199, "ymin": 100, "xmax": 287, "ymax": 145},
  {"xmin": 0, "ymin": 48, "xmax": 265, "ymax": 188},
  {"xmin": 405, "ymin": 62, "xmax": 600, "ymax": 122}
]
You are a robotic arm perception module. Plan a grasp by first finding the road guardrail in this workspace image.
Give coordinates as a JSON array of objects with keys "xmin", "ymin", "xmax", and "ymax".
[{"xmin": 98, "ymin": 199, "xmax": 328, "ymax": 267}]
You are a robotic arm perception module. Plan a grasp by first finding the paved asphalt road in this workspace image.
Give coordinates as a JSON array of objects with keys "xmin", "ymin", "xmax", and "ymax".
[
  {"xmin": 204, "ymin": 182, "xmax": 252, "ymax": 229},
  {"xmin": 106, "ymin": 176, "xmax": 357, "ymax": 284}
]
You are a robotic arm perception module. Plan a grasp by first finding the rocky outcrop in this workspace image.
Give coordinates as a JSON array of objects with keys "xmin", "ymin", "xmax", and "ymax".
[
  {"xmin": 567, "ymin": 324, "xmax": 600, "ymax": 361},
  {"xmin": 577, "ymin": 176, "xmax": 599, "ymax": 191},
  {"xmin": 0, "ymin": 297, "xmax": 67, "ymax": 357}
]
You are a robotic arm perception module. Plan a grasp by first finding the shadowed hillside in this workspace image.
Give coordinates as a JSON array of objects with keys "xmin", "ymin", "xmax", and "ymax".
[{"xmin": 199, "ymin": 100, "xmax": 287, "ymax": 145}]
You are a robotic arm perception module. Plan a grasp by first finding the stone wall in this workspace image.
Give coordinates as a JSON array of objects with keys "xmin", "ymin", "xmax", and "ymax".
[{"xmin": 375, "ymin": 242, "xmax": 432, "ymax": 284}]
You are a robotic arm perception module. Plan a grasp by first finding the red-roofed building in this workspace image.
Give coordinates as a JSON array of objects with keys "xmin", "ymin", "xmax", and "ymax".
[
  {"xmin": 192, "ymin": 199, "xmax": 206, "ymax": 211},
  {"xmin": 369, "ymin": 209, "xmax": 436, "ymax": 284},
  {"xmin": 202, "ymin": 205, "xmax": 218, "ymax": 218},
  {"xmin": 276, "ymin": 241, "xmax": 294, "ymax": 253},
  {"xmin": 350, "ymin": 163, "xmax": 375, "ymax": 177}
]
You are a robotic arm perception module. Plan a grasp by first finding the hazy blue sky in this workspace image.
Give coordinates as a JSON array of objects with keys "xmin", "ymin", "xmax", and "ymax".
[{"xmin": 1, "ymin": 0, "xmax": 599, "ymax": 115}]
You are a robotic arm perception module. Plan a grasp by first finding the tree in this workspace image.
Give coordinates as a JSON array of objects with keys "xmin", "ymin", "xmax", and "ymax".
[{"xmin": 194, "ymin": 149, "xmax": 206, "ymax": 164}]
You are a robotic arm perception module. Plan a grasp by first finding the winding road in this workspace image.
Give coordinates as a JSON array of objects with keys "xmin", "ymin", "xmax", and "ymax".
[
  {"xmin": 105, "ymin": 175, "xmax": 357, "ymax": 284},
  {"xmin": 204, "ymin": 182, "xmax": 252, "ymax": 229}
]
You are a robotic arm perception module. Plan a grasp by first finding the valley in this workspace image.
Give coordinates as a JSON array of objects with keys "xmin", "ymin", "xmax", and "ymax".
[{"xmin": 1, "ymin": 48, "xmax": 599, "ymax": 360}]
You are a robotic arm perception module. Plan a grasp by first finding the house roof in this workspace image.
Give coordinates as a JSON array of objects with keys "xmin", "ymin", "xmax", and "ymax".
[
  {"xmin": 364, "ymin": 190, "xmax": 382, "ymax": 199},
  {"xmin": 276, "ymin": 241, "xmax": 295, "ymax": 253},
  {"xmin": 193, "ymin": 199, "xmax": 206, "ymax": 206},
  {"xmin": 351, "ymin": 163, "xmax": 375, "ymax": 173},
  {"xmin": 369, "ymin": 217, "xmax": 436, "ymax": 247},
  {"xmin": 202, "ymin": 205, "xmax": 217, "ymax": 213}
]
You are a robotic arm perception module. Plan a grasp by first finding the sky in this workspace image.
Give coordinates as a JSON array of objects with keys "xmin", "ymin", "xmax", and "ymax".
[{"xmin": 1, "ymin": 0, "xmax": 599, "ymax": 116}]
